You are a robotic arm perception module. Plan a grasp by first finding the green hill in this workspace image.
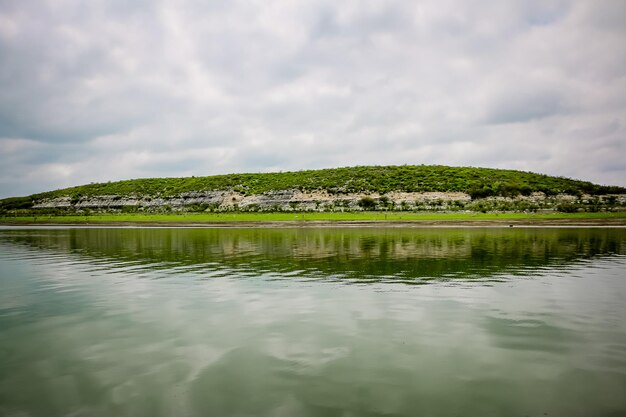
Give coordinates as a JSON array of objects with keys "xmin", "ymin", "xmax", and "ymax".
[{"xmin": 1, "ymin": 165, "xmax": 624, "ymax": 212}]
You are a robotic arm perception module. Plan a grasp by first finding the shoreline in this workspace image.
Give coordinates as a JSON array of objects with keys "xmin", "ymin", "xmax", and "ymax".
[{"xmin": 2, "ymin": 218, "xmax": 626, "ymax": 228}]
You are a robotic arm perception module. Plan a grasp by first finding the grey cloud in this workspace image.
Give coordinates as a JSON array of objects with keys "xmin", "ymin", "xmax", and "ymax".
[
  {"xmin": 577, "ymin": 0, "xmax": 626, "ymax": 32},
  {"xmin": 484, "ymin": 89, "xmax": 565, "ymax": 124},
  {"xmin": 0, "ymin": 0, "xmax": 172, "ymax": 143},
  {"xmin": 313, "ymin": 2, "xmax": 415, "ymax": 40},
  {"xmin": 523, "ymin": 1, "xmax": 569, "ymax": 26}
]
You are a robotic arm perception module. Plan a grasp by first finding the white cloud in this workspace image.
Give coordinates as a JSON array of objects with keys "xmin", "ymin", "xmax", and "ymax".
[{"xmin": 1, "ymin": 0, "xmax": 625, "ymax": 197}]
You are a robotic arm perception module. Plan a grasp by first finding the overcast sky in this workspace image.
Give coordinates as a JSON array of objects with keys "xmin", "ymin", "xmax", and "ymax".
[{"xmin": 1, "ymin": 0, "xmax": 625, "ymax": 197}]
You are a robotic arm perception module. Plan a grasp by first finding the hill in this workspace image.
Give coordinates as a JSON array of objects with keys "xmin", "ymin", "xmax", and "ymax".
[{"xmin": 1, "ymin": 165, "xmax": 625, "ymax": 214}]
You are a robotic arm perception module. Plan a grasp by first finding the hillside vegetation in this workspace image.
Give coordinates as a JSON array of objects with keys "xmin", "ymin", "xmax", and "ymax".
[
  {"xmin": 11, "ymin": 165, "xmax": 626, "ymax": 198},
  {"xmin": 1, "ymin": 165, "xmax": 624, "ymax": 213}
]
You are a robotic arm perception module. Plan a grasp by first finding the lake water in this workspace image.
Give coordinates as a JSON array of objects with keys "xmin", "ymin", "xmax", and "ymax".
[{"xmin": 0, "ymin": 227, "xmax": 625, "ymax": 417}]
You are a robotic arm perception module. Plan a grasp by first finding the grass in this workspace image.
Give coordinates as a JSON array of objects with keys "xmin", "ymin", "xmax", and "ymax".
[{"xmin": 2, "ymin": 211, "xmax": 625, "ymax": 224}]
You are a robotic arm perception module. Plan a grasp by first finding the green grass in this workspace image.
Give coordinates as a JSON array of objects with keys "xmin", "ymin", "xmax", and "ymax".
[{"xmin": 2, "ymin": 211, "xmax": 625, "ymax": 224}]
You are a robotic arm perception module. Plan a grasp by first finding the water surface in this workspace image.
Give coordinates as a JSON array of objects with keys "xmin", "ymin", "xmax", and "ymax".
[{"xmin": 1, "ymin": 227, "xmax": 625, "ymax": 417}]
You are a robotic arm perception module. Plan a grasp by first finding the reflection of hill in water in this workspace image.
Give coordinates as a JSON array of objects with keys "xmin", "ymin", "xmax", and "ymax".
[{"xmin": 2, "ymin": 228, "xmax": 625, "ymax": 282}]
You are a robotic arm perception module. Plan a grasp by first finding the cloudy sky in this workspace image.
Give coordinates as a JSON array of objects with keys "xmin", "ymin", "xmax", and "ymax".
[{"xmin": 1, "ymin": 0, "xmax": 625, "ymax": 197}]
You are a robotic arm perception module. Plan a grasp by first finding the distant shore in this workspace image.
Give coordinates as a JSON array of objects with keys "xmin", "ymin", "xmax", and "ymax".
[{"xmin": 1, "ymin": 212, "xmax": 625, "ymax": 227}]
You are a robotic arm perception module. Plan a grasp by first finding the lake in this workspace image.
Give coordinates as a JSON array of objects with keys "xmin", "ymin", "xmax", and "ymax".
[{"xmin": 0, "ymin": 227, "xmax": 625, "ymax": 417}]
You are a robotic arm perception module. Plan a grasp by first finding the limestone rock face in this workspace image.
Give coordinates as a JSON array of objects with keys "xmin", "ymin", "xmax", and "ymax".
[
  {"xmin": 30, "ymin": 190, "xmax": 625, "ymax": 212},
  {"xmin": 32, "ymin": 190, "xmax": 475, "ymax": 211}
]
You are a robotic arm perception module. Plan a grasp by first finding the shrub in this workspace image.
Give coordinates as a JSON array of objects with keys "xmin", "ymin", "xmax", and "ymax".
[
  {"xmin": 358, "ymin": 196, "xmax": 377, "ymax": 210},
  {"xmin": 0, "ymin": 196, "xmax": 34, "ymax": 210},
  {"xmin": 468, "ymin": 185, "xmax": 493, "ymax": 200},
  {"xmin": 556, "ymin": 203, "xmax": 578, "ymax": 213}
]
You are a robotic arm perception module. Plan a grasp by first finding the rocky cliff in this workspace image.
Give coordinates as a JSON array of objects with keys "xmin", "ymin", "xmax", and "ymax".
[
  {"xmin": 3, "ymin": 165, "xmax": 625, "ymax": 214},
  {"xmin": 29, "ymin": 189, "xmax": 625, "ymax": 213}
]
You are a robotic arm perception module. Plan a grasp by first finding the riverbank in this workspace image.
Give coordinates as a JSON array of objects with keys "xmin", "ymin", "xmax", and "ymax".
[{"xmin": 1, "ymin": 212, "xmax": 625, "ymax": 227}]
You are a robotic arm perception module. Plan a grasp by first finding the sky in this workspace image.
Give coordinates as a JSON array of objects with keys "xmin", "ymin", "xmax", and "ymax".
[{"xmin": 1, "ymin": 0, "xmax": 625, "ymax": 198}]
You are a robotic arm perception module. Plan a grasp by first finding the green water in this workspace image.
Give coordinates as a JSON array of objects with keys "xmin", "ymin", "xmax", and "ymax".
[{"xmin": 0, "ymin": 227, "xmax": 625, "ymax": 417}]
